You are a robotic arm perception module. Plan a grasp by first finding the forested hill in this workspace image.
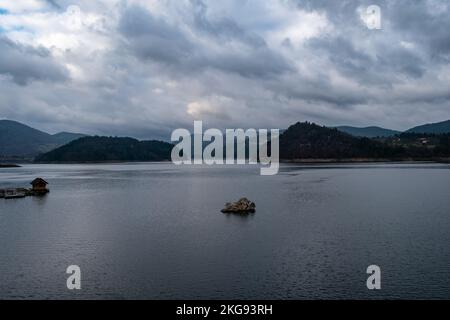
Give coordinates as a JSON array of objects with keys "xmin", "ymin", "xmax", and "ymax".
[
  {"xmin": 34, "ymin": 122, "xmax": 450, "ymax": 163},
  {"xmin": 280, "ymin": 122, "xmax": 402, "ymax": 159},
  {"xmin": 35, "ymin": 136, "xmax": 173, "ymax": 162},
  {"xmin": 280, "ymin": 122, "xmax": 450, "ymax": 160}
]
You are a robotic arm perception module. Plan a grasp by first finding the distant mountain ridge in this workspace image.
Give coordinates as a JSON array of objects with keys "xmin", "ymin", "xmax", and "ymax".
[
  {"xmin": 4, "ymin": 119, "xmax": 450, "ymax": 162},
  {"xmin": 51, "ymin": 132, "xmax": 86, "ymax": 144},
  {"xmin": 0, "ymin": 120, "xmax": 86, "ymax": 158},
  {"xmin": 336, "ymin": 119, "xmax": 450, "ymax": 138},
  {"xmin": 406, "ymin": 120, "xmax": 450, "ymax": 134},
  {"xmin": 335, "ymin": 126, "xmax": 401, "ymax": 138}
]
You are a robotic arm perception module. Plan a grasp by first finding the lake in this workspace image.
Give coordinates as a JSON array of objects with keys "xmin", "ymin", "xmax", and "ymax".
[{"xmin": 1, "ymin": 163, "xmax": 450, "ymax": 299}]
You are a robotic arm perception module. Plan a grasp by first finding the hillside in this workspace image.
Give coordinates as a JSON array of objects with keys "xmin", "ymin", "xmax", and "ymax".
[
  {"xmin": 0, "ymin": 120, "xmax": 86, "ymax": 158},
  {"xmin": 336, "ymin": 126, "xmax": 400, "ymax": 138},
  {"xmin": 406, "ymin": 120, "xmax": 450, "ymax": 134},
  {"xmin": 5, "ymin": 119, "xmax": 450, "ymax": 163},
  {"xmin": 280, "ymin": 122, "xmax": 403, "ymax": 159},
  {"xmin": 382, "ymin": 132, "xmax": 450, "ymax": 158},
  {"xmin": 51, "ymin": 132, "xmax": 86, "ymax": 144},
  {"xmin": 35, "ymin": 136, "xmax": 173, "ymax": 162}
]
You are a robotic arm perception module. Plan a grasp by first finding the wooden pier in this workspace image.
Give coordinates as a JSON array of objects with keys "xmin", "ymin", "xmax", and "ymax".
[
  {"xmin": 1, "ymin": 178, "xmax": 49, "ymax": 200},
  {"xmin": 3, "ymin": 189, "xmax": 27, "ymax": 199}
]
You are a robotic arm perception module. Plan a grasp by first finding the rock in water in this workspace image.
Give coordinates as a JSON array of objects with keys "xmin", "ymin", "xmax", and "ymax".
[{"xmin": 221, "ymin": 198, "xmax": 256, "ymax": 214}]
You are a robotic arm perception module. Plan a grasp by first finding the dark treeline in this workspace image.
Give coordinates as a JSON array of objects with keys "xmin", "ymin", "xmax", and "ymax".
[
  {"xmin": 34, "ymin": 122, "xmax": 450, "ymax": 163},
  {"xmin": 280, "ymin": 122, "xmax": 450, "ymax": 160},
  {"xmin": 35, "ymin": 136, "xmax": 173, "ymax": 162}
]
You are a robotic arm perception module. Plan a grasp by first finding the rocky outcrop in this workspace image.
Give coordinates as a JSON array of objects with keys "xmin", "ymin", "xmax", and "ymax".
[{"xmin": 221, "ymin": 198, "xmax": 256, "ymax": 214}]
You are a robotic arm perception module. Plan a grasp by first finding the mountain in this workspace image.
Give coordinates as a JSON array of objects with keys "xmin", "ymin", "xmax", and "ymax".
[
  {"xmin": 0, "ymin": 120, "xmax": 87, "ymax": 158},
  {"xmin": 280, "ymin": 122, "xmax": 402, "ymax": 159},
  {"xmin": 35, "ymin": 136, "xmax": 173, "ymax": 163},
  {"xmin": 406, "ymin": 120, "xmax": 450, "ymax": 134},
  {"xmin": 51, "ymin": 132, "xmax": 86, "ymax": 144},
  {"xmin": 336, "ymin": 126, "xmax": 400, "ymax": 138}
]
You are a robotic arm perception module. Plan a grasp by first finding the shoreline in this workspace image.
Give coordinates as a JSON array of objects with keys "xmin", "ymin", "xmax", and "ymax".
[
  {"xmin": 0, "ymin": 164, "xmax": 21, "ymax": 168},
  {"xmin": 23, "ymin": 158, "xmax": 450, "ymax": 165},
  {"xmin": 280, "ymin": 158, "xmax": 450, "ymax": 164},
  {"xmin": 31, "ymin": 160, "xmax": 173, "ymax": 165}
]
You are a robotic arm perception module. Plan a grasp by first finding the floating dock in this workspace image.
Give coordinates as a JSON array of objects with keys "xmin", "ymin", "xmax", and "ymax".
[
  {"xmin": 3, "ymin": 189, "xmax": 26, "ymax": 199},
  {"xmin": 0, "ymin": 188, "xmax": 48, "ymax": 199},
  {"xmin": 1, "ymin": 178, "xmax": 49, "ymax": 200}
]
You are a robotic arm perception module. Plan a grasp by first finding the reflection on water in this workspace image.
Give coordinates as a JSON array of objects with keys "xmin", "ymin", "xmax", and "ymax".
[
  {"xmin": 1, "ymin": 162, "xmax": 450, "ymax": 299},
  {"xmin": 223, "ymin": 212, "xmax": 256, "ymax": 222}
]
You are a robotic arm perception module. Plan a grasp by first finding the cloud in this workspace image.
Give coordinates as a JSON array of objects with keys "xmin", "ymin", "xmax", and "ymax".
[
  {"xmin": 0, "ymin": 0, "xmax": 49, "ymax": 13},
  {"xmin": 387, "ymin": 0, "xmax": 450, "ymax": 62},
  {"xmin": 187, "ymin": 96, "xmax": 232, "ymax": 120},
  {"xmin": 118, "ymin": 5, "xmax": 194, "ymax": 66},
  {"xmin": 118, "ymin": 3, "xmax": 293, "ymax": 78},
  {"xmin": 0, "ymin": 0, "xmax": 450, "ymax": 137},
  {"xmin": 0, "ymin": 37, "xmax": 68, "ymax": 85}
]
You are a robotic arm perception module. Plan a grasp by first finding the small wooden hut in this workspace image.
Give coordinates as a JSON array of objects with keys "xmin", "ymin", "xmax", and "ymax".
[{"xmin": 30, "ymin": 178, "xmax": 49, "ymax": 194}]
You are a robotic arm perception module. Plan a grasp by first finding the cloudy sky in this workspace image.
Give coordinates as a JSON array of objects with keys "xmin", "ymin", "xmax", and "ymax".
[{"xmin": 0, "ymin": 0, "xmax": 449, "ymax": 139}]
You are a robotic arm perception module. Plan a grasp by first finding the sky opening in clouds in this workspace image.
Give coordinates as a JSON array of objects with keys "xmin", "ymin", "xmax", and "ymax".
[{"xmin": 0, "ymin": 0, "xmax": 449, "ymax": 139}]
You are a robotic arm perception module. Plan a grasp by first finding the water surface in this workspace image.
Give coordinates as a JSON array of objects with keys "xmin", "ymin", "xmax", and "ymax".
[{"xmin": 1, "ymin": 163, "xmax": 450, "ymax": 299}]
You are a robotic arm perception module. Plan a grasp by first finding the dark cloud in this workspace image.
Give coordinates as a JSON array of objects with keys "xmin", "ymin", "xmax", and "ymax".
[
  {"xmin": 190, "ymin": 0, "xmax": 265, "ymax": 48},
  {"xmin": 0, "ymin": 37, "xmax": 68, "ymax": 85},
  {"xmin": 308, "ymin": 35, "xmax": 425, "ymax": 87},
  {"xmin": 378, "ymin": 46, "xmax": 425, "ymax": 79},
  {"xmin": 119, "ymin": 6, "xmax": 194, "ymax": 65},
  {"xmin": 44, "ymin": 0, "xmax": 61, "ymax": 9},
  {"xmin": 271, "ymin": 78, "xmax": 370, "ymax": 107},
  {"xmin": 386, "ymin": 0, "xmax": 450, "ymax": 62},
  {"xmin": 118, "ymin": 3, "xmax": 293, "ymax": 79},
  {"xmin": 296, "ymin": 0, "xmax": 450, "ymax": 64},
  {"xmin": 308, "ymin": 36, "xmax": 379, "ymax": 84}
]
